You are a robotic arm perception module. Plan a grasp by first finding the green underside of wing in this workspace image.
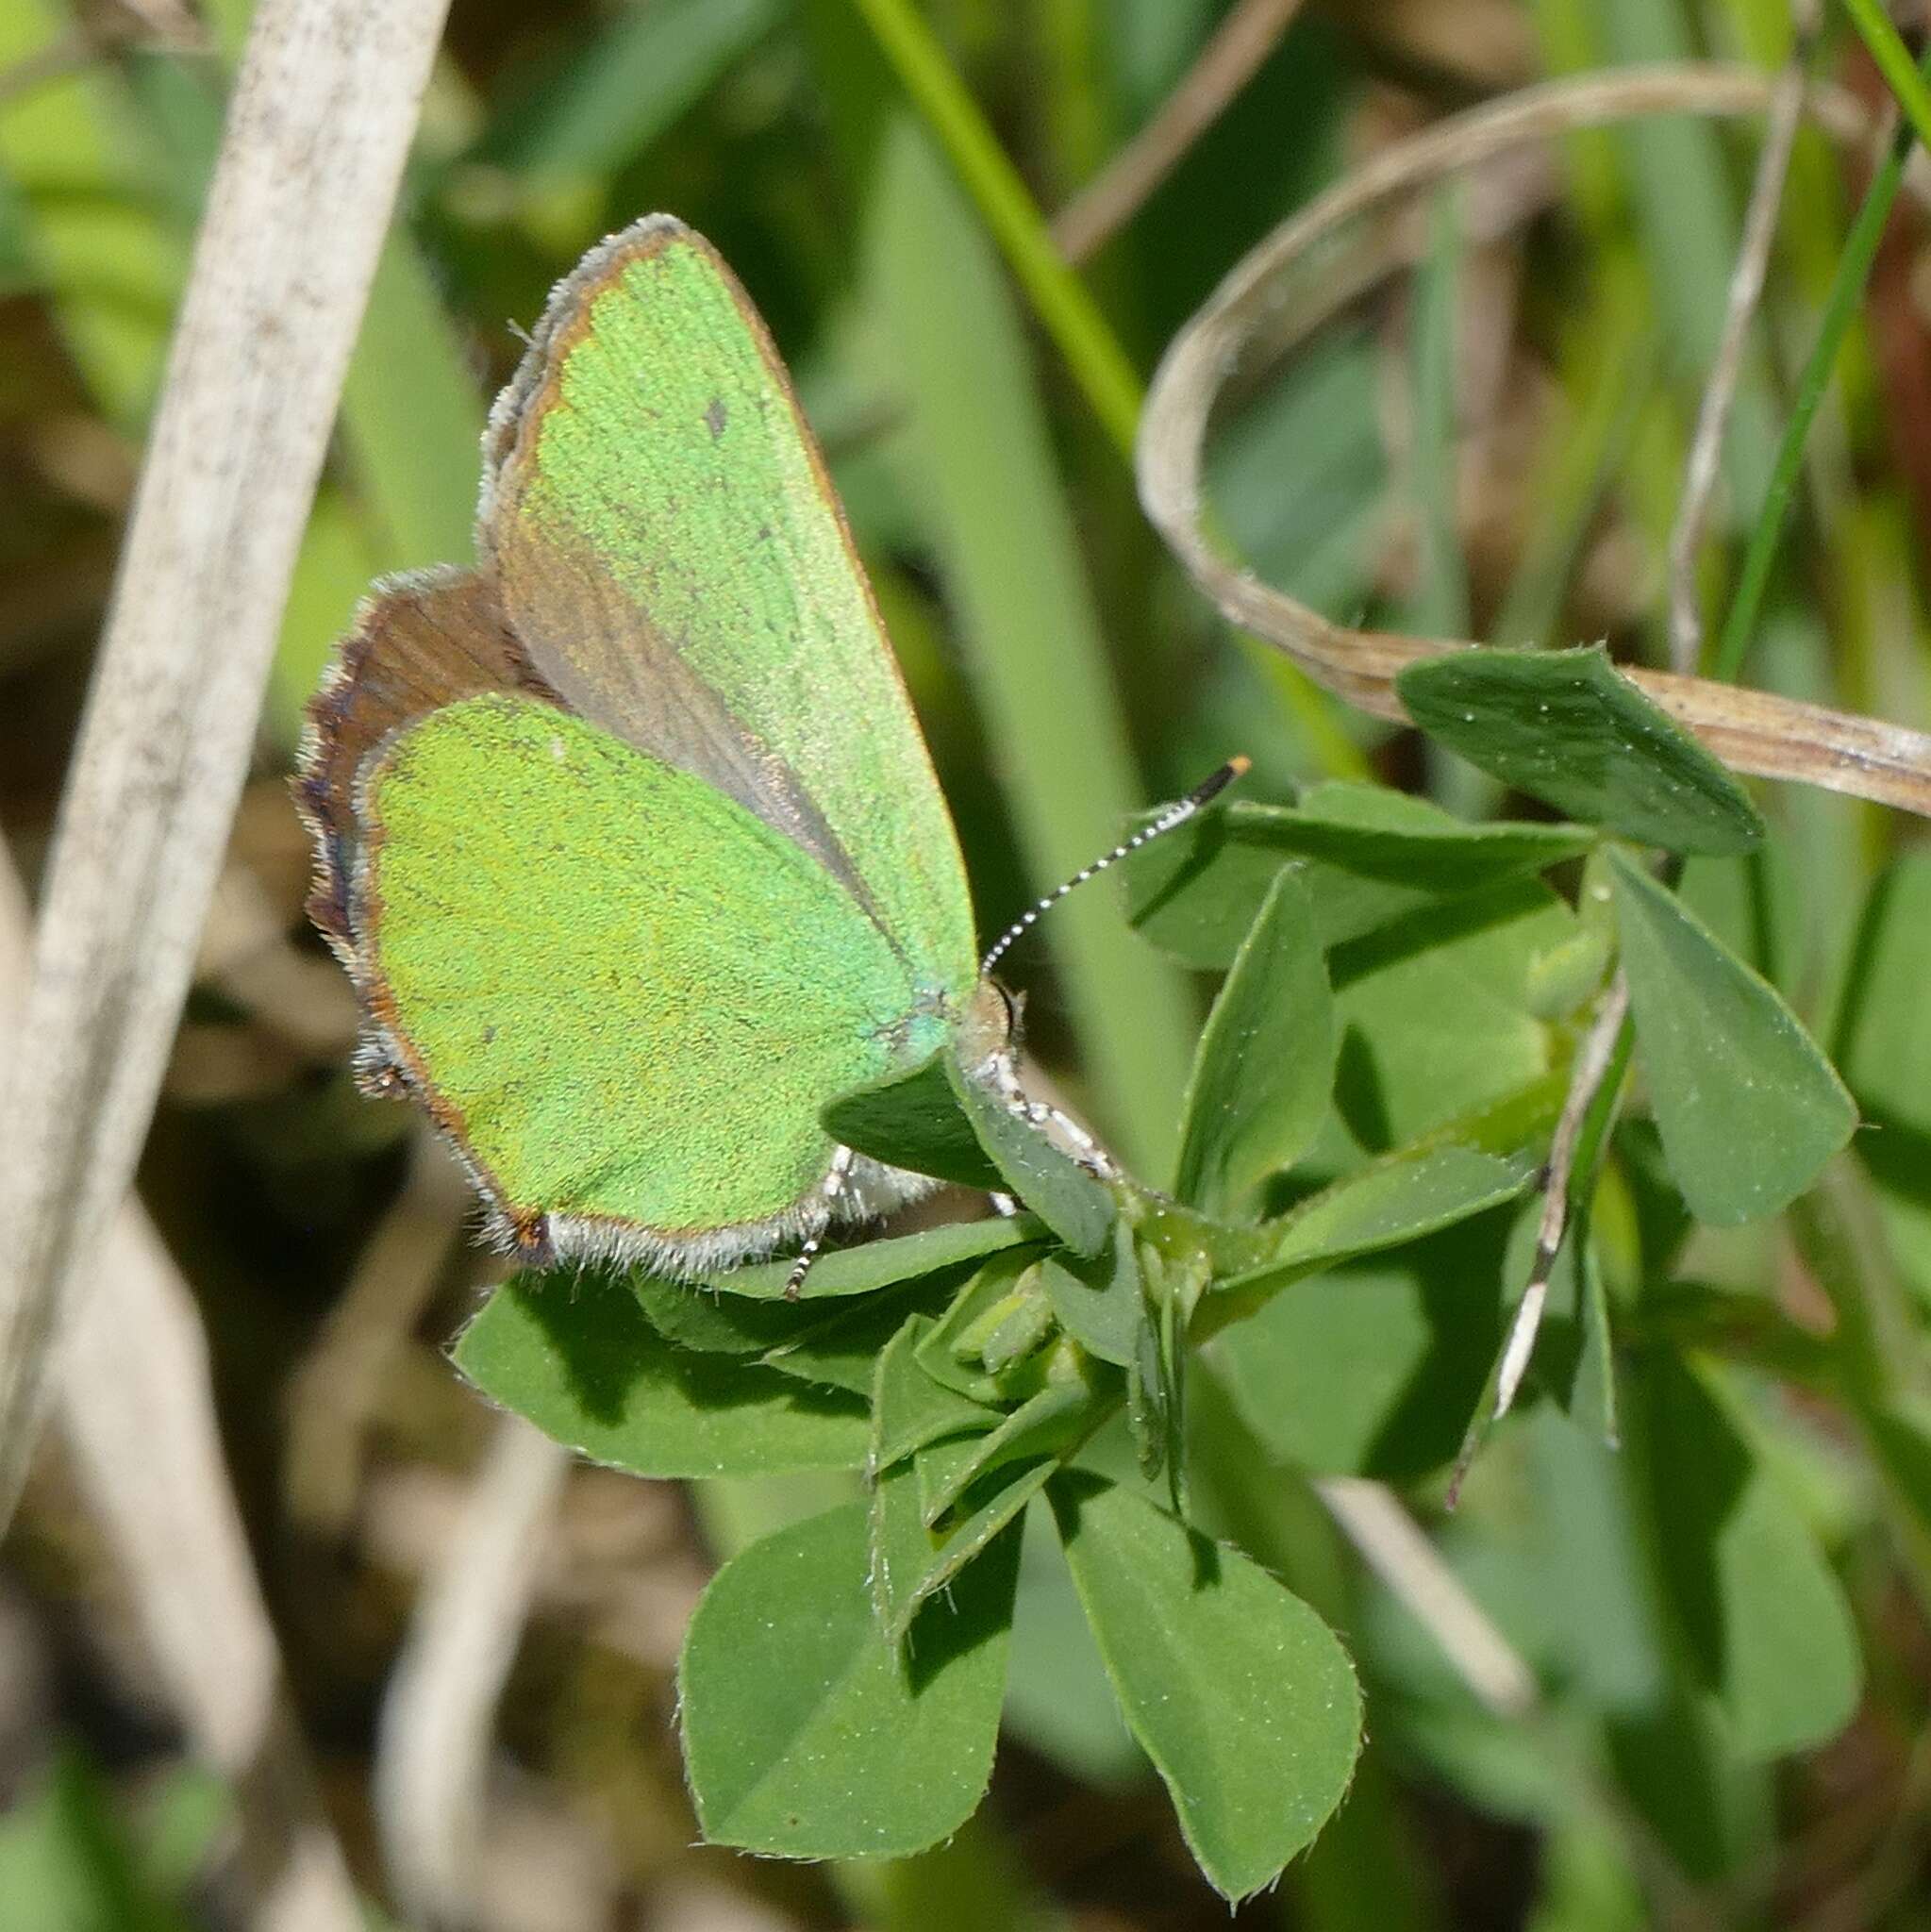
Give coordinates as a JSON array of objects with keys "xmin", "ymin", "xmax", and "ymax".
[
  {"xmin": 512, "ymin": 234, "xmax": 977, "ymax": 995},
  {"xmin": 363, "ymin": 694, "xmax": 951, "ymax": 1235}
]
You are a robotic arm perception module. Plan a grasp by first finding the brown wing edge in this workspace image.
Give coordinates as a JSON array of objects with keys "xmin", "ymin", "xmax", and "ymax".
[
  {"xmin": 292, "ymin": 568, "xmax": 570, "ymax": 1258},
  {"xmin": 476, "ymin": 213, "xmax": 691, "ymax": 541},
  {"xmin": 293, "ymin": 567, "xmax": 558, "ymax": 964}
]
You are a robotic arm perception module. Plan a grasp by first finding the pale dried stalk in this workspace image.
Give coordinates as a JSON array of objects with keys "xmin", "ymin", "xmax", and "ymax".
[
  {"xmin": 0, "ymin": 0, "xmax": 453, "ymax": 1531},
  {"xmin": 1669, "ymin": 22, "xmax": 1814, "ymax": 673},
  {"xmin": 285, "ymin": 1130, "xmax": 469, "ymax": 1539},
  {"xmin": 1139, "ymin": 64, "xmax": 1931, "ymax": 821},
  {"xmin": 1317, "ymin": 1476, "xmax": 1537, "ymax": 1717},
  {"xmin": 0, "ymin": 864, "xmax": 362, "ymax": 1932},
  {"xmin": 1051, "ymin": 0, "xmax": 1305, "ymax": 263},
  {"xmin": 1493, "ymin": 975, "xmax": 1631, "ymax": 1424},
  {"xmin": 375, "ymin": 1416, "xmax": 573, "ymax": 1927}
]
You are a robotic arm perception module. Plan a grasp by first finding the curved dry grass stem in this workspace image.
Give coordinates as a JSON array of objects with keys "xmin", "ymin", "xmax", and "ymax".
[
  {"xmin": 0, "ymin": 0, "xmax": 452, "ymax": 1535},
  {"xmin": 1139, "ymin": 63, "xmax": 1931, "ymax": 821}
]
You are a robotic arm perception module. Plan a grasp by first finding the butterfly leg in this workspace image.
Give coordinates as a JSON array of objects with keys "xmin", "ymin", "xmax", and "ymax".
[
  {"xmin": 985, "ymin": 1052, "xmax": 1120, "ymax": 1181},
  {"xmin": 784, "ymin": 1141, "xmax": 857, "ymax": 1299}
]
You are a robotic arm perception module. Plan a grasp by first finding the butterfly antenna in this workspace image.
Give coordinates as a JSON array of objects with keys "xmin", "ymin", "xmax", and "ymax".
[
  {"xmin": 979, "ymin": 756, "xmax": 1250, "ymax": 976},
  {"xmin": 785, "ymin": 1141, "xmax": 857, "ymax": 1299}
]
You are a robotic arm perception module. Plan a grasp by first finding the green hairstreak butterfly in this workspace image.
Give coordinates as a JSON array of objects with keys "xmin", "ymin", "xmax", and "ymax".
[{"xmin": 298, "ymin": 215, "xmax": 1237, "ymax": 1284}]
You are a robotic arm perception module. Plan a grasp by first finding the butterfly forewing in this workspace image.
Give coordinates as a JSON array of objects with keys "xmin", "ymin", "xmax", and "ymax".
[{"xmin": 484, "ymin": 215, "xmax": 976, "ymax": 998}]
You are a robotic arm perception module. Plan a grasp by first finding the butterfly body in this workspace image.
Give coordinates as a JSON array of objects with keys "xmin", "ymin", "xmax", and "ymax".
[{"xmin": 299, "ymin": 216, "xmax": 1002, "ymax": 1277}]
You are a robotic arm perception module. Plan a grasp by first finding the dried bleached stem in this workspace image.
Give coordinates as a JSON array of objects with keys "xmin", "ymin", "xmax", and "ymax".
[
  {"xmin": 1669, "ymin": 22, "xmax": 1815, "ymax": 673},
  {"xmin": 1493, "ymin": 975, "xmax": 1632, "ymax": 1426},
  {"xmin": 0, "ymin": 0, "xmax": 453, "ymax": 1533},
  {"xmin": 1, "ymin": 862, "xmax": 363, "ymax": 1932},
  {"xmin": 1138, "ymin": 64, "xmax": 1931, "ymax": 822},
  {"xmin": 285, "ymin": 1130, "xmax": 470, "ymax": 1538},
  {"xmin": 1317, "ymin": 1476, "xmax": 1537, "ymax": 1718},
  {"xmin": 375, "ymin": 1416, "xmax": 573, "ymax": 1927}
]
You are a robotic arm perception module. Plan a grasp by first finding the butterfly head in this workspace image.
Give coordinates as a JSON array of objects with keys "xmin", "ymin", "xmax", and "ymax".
[{"xmin": 956, "ymin": 976, "xmax": 1023, "ymax": 1081}]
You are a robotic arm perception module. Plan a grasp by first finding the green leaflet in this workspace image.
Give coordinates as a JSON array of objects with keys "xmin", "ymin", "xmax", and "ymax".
[
  {"xmin": 870, "ymin": 1314, "xmax": 1002, "ymax": 1476},
  {"xmin": 823, "ymin": 1051, "xmax": 1005, "ymax": 1190},
  {"xmin": 1330, "ymin": 880, "xmax": 1574, "ymax": 1151},
  {"xmin": 1124, "ymin": 787, "xmax": 1593, "ymax": 971},
  {"xmin": 1835, "ymin": 855, "xmax": 1931, "ymax": 1301},
  {"xmin": 1632, "ymin": 1353, "xmax": 1861, "ymax": 1760},
  {"xmin": 453, "ymin": 1272, "xmax": 869, "ymax": 1476},
  {"xmin": 1397, "ymin": 645, "xmax": 1766, "ymax": 855},
  {"xmin": 1037, "ymin": 1240, "xmax": 1144, "ymax": 1369},
  {"xmin": 871, "ymin": 1444, "xmax": 1054, "ymax": 1639},
  {"xmin": 1217, "ymin": 1142, "xmax": 1540, "ymax": 1310},
  {"xmin": 1050, "ymin": 1475, "xmax": 1362, "ymax": 1900},
  {"xmin": 630, "ymin": 1273, "xmax": 953, "ymax": 1396},
  {"xmin": 1610, "ymin": 850, "xmax": 1856, "ymax": 1225},
  {"xmin": 1174, "ymin": 869, "xmax": 1335, "ymax": 1216},
  {"xmin": 1212, "ymin": 1210, "xmax": 1519, "ymax": 1480},
  {"xmin": 678, "ymin": 1501, "xmax": 1018, "ymax": 1857},
  {"xmin": 948, "ymin": 1057, "xmax": 1116, "ymax": 1257},
  {"xmin": 708, "ymin": 1213, "xmax": 1044, "ymax": 1302}
]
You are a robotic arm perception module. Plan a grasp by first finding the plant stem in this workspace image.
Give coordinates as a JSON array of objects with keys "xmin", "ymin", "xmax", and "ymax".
[
  {"xmin": 1709, "ymin": 34, "xmax": 1931, "ymax": 682},
  {"xmin": 849, "ymin": 0, "xmax": 1142, "ymax": 458},
  {"xmin": 1839, "ymin": 0, "xmax": 1931, "ymax": 154}
]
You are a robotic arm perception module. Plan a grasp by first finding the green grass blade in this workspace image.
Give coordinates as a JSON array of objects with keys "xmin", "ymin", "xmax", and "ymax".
[
  {"xmin": 0, "ymin": 1, "xmax": 185, "ymax": 429},
  {"xmin": 483, "ymin": 0, "xmax": 783, "ymax": 190},
  {"xmin": 850, "ymin": 0, "xmax": 1142, "ymax": 457},
  {"xmin": 1710, "ymin": 34, "xmax": 1931, "ymax": 683},
  {"xmin": 1406, "ymin": 185, "xmax": 1470, "ymax": 641},
  {"xmin": 339, "ymin": 240, "xmax": 484, "ymax": 569},
  {"xmin": 870, "ymin": 122, "xmax": 1195, "ymax": 1174},
  {"xmin": 1839, "ymin": 0, "xmax": 1931, "ymax": 157}
]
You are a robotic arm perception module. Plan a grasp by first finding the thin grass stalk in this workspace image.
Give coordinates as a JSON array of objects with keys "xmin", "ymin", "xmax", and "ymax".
[{"xmin": 1709, "ymin": 37, "xmax": 1931, "ymax": 682}]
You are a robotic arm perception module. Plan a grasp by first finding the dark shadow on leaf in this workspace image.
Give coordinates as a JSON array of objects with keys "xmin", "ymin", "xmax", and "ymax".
[
  {"xmin": 1332, "ymin": 1024, "xmax": 1393, "ymax": 1155},
  {"xmin": 1606, "ymin": 1689, "xmax": 1739, "ymax": 1885},
  {"xmin": 1856, "ymin": 1111, "xmax": 1931, "ymax": 1217},
  {"xmin": 1361, "ymin": 1211, "xmax": 1510, "ymax": 1480},
  {"xmin": 513, "ymin": 1268, "xmax": 645, "ymax": 1426},
  {"xmin": 1187, "ymin": 1525, "xmax": 1224, "ymax": 1592},
  {"xmin": 1615, "ymin": 1118, "xmax": 1693, "ymax": 1280},
  {"xmin": 902, "ymin": 1518, "xmax": 1023, "ymax": 1697},
  {"xmin": 1636, "ymin": 1350, "xmax": 1751, "ymax": 1695},
  {"xmin": 510, "ymin": 1269, "xmax": 866, "ymax": 1431}
]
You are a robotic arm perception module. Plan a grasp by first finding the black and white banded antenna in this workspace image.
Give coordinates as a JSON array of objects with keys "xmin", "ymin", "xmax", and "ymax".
[{"xmin": 978, "ymin": 755, "xmax": 1250, "ymax": 977}]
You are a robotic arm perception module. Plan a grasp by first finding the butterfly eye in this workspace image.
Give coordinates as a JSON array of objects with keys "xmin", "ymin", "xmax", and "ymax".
[{"xmin": 999, "ymin": 984, "xmax": 1026, "ymax": 1050}]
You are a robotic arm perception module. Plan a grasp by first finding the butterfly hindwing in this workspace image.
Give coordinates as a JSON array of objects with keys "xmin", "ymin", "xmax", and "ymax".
[{"xmin": 358, "ymin": 694, "xmax": 951, "ymax": 1270}]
